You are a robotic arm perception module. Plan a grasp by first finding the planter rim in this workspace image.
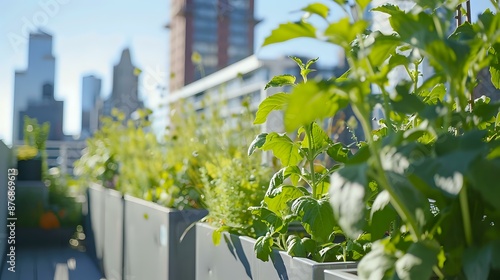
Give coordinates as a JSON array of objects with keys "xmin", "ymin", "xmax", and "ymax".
[
  {"xmin": 124, "ymin": 194, "xmax": 205, "ymax": 214},
  {"xmin": 197, "ymin": 222, "xmax": 357, "ymax": 267},
  {"xmin": 324, "ymin": 268, "xmax": 358, "ymax": 280}
]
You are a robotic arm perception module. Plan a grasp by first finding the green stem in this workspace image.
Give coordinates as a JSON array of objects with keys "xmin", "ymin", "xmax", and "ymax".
[
  {"xmin": 433, "ymin": 266, "xmax": 445, "ymax": 279},
  {"xmin": 354, "ymin": 105, "xmax": 422, "ymax": 241},
  {"xmin": 459, "ymin": 185, "xmax": 473, "ymax": 246},
  {"xmin": 306, "ymin": 123, "xmax": 317, "ymax": 198}
]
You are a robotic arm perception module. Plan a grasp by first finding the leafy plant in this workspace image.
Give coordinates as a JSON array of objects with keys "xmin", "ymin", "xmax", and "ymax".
[
  {"xmin": 17, "ymin": 116, "xmax": 50, "ymax": 172},
  {"xmin": 171, "ymin": 98, "xmax": 273, "ymax": 241},
  {"xmin": 249, "ymin": 57, "xmax": 370, "ymax": 262},
  {"xmin": 251, "ymin": 0, "xmax": 500, "ymax": 278},
  {"xmin": 75, "ymin": 108, "xmax": 202, "ymax": 209}
]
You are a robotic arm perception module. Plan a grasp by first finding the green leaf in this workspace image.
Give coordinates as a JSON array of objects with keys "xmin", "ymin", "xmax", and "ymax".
[
  {"xmin": 467, "ymin": 159, "xmax": 500, "ymax": 210},
  {"xmin": 392, "ymin": 83, "xmax": 426, "ymax": 114},
  {"xmin": 358, "ymin": 239, "xmax": 397, "ymax": 279},
  {"xmin": 419, "ymin": 83, "xmax": 446, "ymax": 105},
  {"xmin": 330, "ymin": 164, "xmax": 368, "ymax": 238},
  {"xmin": 266, "ymin": 168, "xmax": 286, "ymax": 195},
  {"xmin": 212, "ymin": 226, "xmax": 231, "ymax": 245},
  {"xmin": 265, "ymin": 185, "xmax": 306, "ymax": 216},
  {"xmin": 370, "ymin": 190, "xmax": 396, "ymax": 240},
  {"xmin": 386, "ymin": 171, "xmax": 431, "ymax": 230},
  {"xmin": 261, "ymin": 132, "xmax": 303, "ymax": 166},
  {"xmin": 285, "ymin": 81, "xmax": 349, "ymax": 132},
  {"xmin": 264, "ymin": 75, "xmax": 296, "ymax": 90},
  {"xmin": 324, "ymin": 17, "xmax": 368, "ymax": 48},
  {"xmin": 255, "ymin": 234, "xmax": 274, "ymax": 261},
  {"xmin": 300, "ymin": 122, "xmax": 331, "ymax": 155},
  {"xmin": 284, "ymin": 165, "xmax": 301, "ymax": 186},
  {"xmin": 463, "ymin": 245, "xmax": 492, "ymax": 280},
  {"xmin": 254, "ymin": 93, "xmax": 290, "ymax": 125},
  {"xmin": 367, "ymin": 33, "xmax": 400, "ymax": 67},
  {"xmin": 291, "ymin": 197, "xmax": 336, "ymax": 243},
  {"xmin": 250, "ymin": 207, "xmax": 284, "ymax": 233},
  {"xmin": 263, "ymin": 21, "xmax": 317, "ymax": 46},
  {"xmin": 327, "ymin": 142, "xmax": 351, "ymax": 163},
  {"xmin": 395, "ymin": 240, "xmax": 440, "ymax": 280},
  {"xmin": 248, "ymin": 133, "xmax": 268, "ymax": 156},
  {"xmin": 490, "ymin": 64, "xmax": 500, "ymax": 89},
  {"xmin": 287, "ymin": 235, "xmax": 307, "ymax": 257},
  {"xmin": 301, "ymin": 3, "xmax": 329, "ymax": 20}
]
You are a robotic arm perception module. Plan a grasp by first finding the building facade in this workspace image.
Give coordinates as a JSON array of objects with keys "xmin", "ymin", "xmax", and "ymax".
[
  {"xmin": 12, "ymin": 30, "xmax": 57, "ymax": 143},
  {"xmin": 102, "ymin": 48, "xmax": 142, "ymax": 120},
  {"xmin": 81, "ymin": 75, "xmax": 102, "ymax": 139},
  {"xmin": 168, "ymin": 0, "xmax": 256, "ymax": 91}
]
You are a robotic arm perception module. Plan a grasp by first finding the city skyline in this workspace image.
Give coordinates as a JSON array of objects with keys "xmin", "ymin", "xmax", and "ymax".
[{"xmin": 0, "ymin": 0, "xmax": 493, "ymax": 145}]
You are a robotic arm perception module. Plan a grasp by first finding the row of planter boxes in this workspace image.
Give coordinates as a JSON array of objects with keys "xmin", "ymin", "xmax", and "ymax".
[
  {"xmin": 87, "ymin": 184, "xmax": 207, "ymax": 280},
  {"xmin": 87, "ymin": 184, "xmax": 358, "ymax": 280}
]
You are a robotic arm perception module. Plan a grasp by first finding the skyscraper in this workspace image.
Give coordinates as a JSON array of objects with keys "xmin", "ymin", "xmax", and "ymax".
[
  {"xmin": 168, "ymin": 0, "xmax": 256, "ymax": 91},
  {"xmin": 81, "ymin": 75, "xmax": 102, "ymax": 139},
  {"xmin": 12, "ymin": 30, "xmax": 56, "ymax": 143},
  {"xmin": 102, "ymin": 48, "xmax": 142, "ymax": 119}
]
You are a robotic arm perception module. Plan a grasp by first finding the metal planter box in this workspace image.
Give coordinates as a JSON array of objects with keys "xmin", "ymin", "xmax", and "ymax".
[
  {"xmin": 103, "ymin": 189, "xmax": 124, "ymax": 280},
  {"xmin": 324, "ymin": 268, "xmax": 359, "ymax": 280},
  {"xmin": 88, "ymin": 184, "xmax": 106, "ymax": 269},
  {"xmin": 123, "ymin": 195, "xmax": 207, "ymax": 280},
  {"xmin": 196, "ymin": 222, "xmax": 357, "ymax": 280}
]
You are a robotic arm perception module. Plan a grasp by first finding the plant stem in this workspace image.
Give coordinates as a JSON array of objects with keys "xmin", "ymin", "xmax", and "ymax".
[
  {"xmin": 433, "ymin": 266, "xmax": 445, "ymax": 279},
  {"xmin": 459, "ymin": 185, "xmax": 473, "ymax": 246},
  {"xmin": 353, "ymin": 104, "xmax": 422, "ymax": 241},
  {"xmin": 306, "ymin": 123, "xmax": 317, "ymax": 198}
]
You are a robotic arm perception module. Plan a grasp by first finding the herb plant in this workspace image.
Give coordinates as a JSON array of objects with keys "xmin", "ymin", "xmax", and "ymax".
[
  {"xmin": 249, "ymin": 57, "xmax": 370, "ymax": 263},
  {"xmin": 251, "ymin": 0, "xmax": 500, "ymax": 278}
]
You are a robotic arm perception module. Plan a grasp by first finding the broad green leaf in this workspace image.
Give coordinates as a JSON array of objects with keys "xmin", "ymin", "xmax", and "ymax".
[
  {"xmin": 467, "ymin": 159, "xmax": 500, "ymax": 210},
  {"xmin": 301, "ymin": 3, "xmax": 329, "ymax": 20},
  {"xmin": 285, "ymin": 81, "xmax": 349, "ymax": 132},
  {"xmin": 254, "ymin": 93, "xmax": 290, "ymax": 125},
  {"xmin": 395, "ymin": 240, "xmax": 440, "ymax": 280},
  {"xmin": 250, "ymin": 207, "xmax": 284, "ymax": 233},
  {"xmin": 263, "ymin": 21, "xmax": 317, "ymax": 46},
  {"xmin": 266, "ymin": 168, "xmax": 286, "ymax": 195},
  {"xmin": 255, "ymin": 235, "xmax": 274, "ymax": 261},
  {"xmin": 327, "ymin": 142, "xmax": 351, "ymax": 163},
  {"xmin": 264, "ymin": 75, "xmax": 296, "ymax": 90},
  {"xmin": 300, "ymin": 122, "xmax": 331, "ymax": 154},
  {"xmin": 330, "ymin": 164, "xmax": 368, "ymax": 238},
  {"xmin": 386, "ymin": 171, "xmax": 431, "ymax": 230},
  {"xmin": 346, "ymin": 144, "xmax": 370, "ymax": 164},
  {"xmin": 324, "ymin": 17, "xmax": 367, "ymax": 48},
  {"xmin": 463, "ymin": 246, "xmax": 492, "ymax": 280},
  {"xmin": 287, "ymin": 235, "xmax": 307, "ymax": 257},
  {"xmin": 419, "ymin": 83, "xmax": 446, "ymax": 105},
  {"xmin": 261, "ymin": 132, "xmax": 303, "ymax": 166},
  {"xmin": 370, "ymin": 190, "xmax": 397, "ymax": 240},
  {"xmin": 265, "ymin": 185, "xmax": 306, "ymax": 216},
  {"xmin": 367, "ymin": 33, "xmax": 400, "ymax": 67},
  {"xmin": 392, "ymin": 83, "xmax": 426, "ymax": 114},
  {"xmin": 358, "ymin": 240, "xmax": 398, "ymax": 279},
  {"xmin": 248, "ymin": 133, "xmax": 268, "ymax": 156},
  {"xmin": 284, "ymin": 165, "xmax": 301, "ymax": 186},
  {"xmin": 291, "ymin": 197, "xmax": 336, "ymax": 243}
]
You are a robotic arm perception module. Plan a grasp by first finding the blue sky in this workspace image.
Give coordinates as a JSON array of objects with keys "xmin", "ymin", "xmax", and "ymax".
[{"xmin": 0, "ymin": 0, "xmax": 495, "ymax": 145}]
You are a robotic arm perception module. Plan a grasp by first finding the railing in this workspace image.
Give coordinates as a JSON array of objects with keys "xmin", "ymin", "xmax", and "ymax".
[
  {"xmin": 45, "ymin": 140, "xmax": 86, "ymax": 175},
  {"xmin": 14, "ymin": 140, "xmax": 87, "ymax": 176}
]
